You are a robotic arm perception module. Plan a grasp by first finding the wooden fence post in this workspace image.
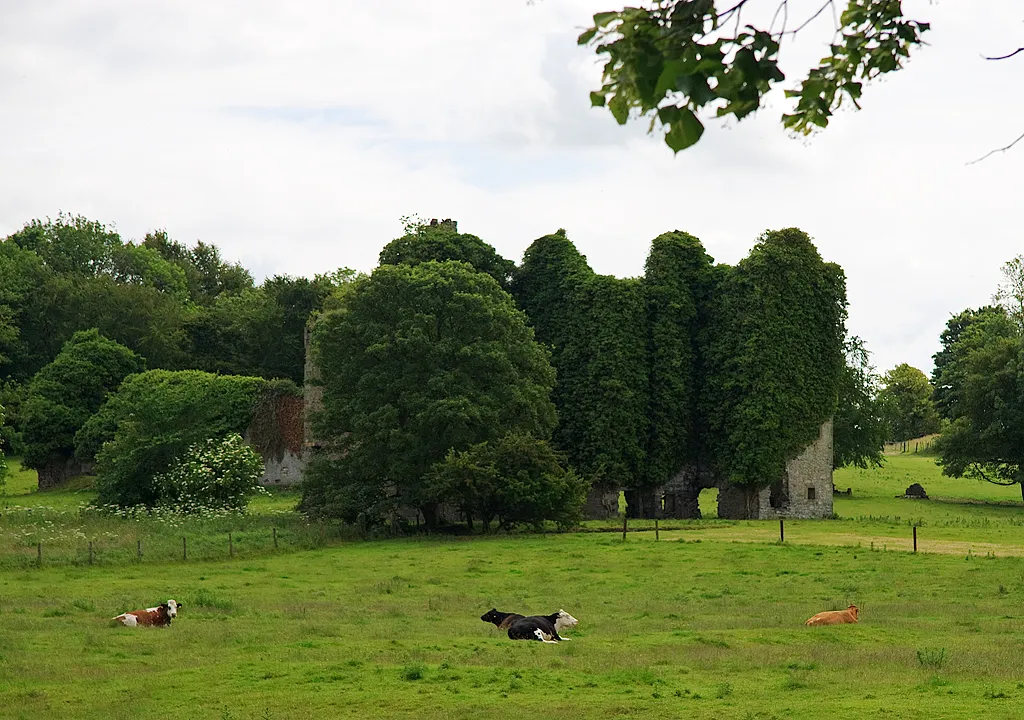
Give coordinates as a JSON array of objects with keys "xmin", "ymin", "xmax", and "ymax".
[
  {"xmin": 913, "ymin": 525, "xmax": 918, "ymax": 553},
  {"xmin": 273, "ymin": 527, "xmax": 278, "ymax": 549},
  {"xmin": 621, "ymin": 514, "xmax": 628, "ymax": 541},
  {"xmin": 228, "ymin": 532, "xmax": 234, "ymax": 557},
  {"xmin": 182, "ymin": 536, "xmax": 187, "ymax": 562},
  {"xmin": 137, "ymin": 539, "xmax": 142, "ymax": 561},
  {"xmin": 655, "ymin": 516, "xmax": 660, "ymax": 541},
  {"xmin": 780, "ymin": 519, "xmax": 785, "ymax": 542}
]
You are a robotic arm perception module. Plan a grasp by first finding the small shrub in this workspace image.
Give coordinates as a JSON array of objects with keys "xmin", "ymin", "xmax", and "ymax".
[
  {"xmin": 158, "ymin": 434, "xmax": 267, "ymax": 513},
  {"xmin": 401, "ymin": 663, "xmax": 426, "ymax": 681}
]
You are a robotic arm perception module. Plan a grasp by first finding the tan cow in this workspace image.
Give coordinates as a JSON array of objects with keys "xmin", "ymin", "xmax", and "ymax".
[{"xmin": 805, "ymin": 604, "xmax": 858, "ymax": 626}]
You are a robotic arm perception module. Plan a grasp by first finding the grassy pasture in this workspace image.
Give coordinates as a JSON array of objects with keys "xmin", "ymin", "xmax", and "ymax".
[{"xmin": 2, "ymin": 453, "xmax": 1024, "ymax": 718}]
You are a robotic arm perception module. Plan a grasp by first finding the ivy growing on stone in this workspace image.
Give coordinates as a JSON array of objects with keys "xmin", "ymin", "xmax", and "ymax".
[
  {"xmin": 702, "ymin": 228, "xmax": 847, "ymax": 493},
  {"xmin": 641, "ymin": 231, "xmax": 714, "ymax": 487}
]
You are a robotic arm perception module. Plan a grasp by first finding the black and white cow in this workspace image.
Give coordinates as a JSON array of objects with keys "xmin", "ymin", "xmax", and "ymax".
[{"xmin": 480, "ymin": 608, "xmax": 578, "ymax": 643}]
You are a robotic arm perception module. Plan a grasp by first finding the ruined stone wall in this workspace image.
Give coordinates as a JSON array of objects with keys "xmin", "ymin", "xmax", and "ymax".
[
  {"xmin": 777, "ymin": 417, "xmax": 834, "ymax": 519},
  {"xmin": 246, "ymin": 392, "xmax": 306, "ymax": 487},
  {"xmin": 716, "ymin": 419, "xmax": 834, "ymax": 519}
]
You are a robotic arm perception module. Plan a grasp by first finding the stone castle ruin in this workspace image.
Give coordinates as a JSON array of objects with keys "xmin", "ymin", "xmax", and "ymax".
[
  {"xmin": 297, "ymin": 221, "xmax": 840, "ymax": 522},
  {"xmin": 299, "ymin": 320, "xmax": 835, "ymax": 521},
  {"xmin": 612, "ymin": 419, "xmax": 834, "ymax": 521}
]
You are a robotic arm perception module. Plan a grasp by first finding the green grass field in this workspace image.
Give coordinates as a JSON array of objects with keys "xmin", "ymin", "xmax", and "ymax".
[{"xmin": 3, "ymin": 454, "xmax": 1024, "ymax": 719}]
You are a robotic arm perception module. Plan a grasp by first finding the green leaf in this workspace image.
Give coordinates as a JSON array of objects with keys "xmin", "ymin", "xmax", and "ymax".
[
  {"xmin": 593, "ymin": 11, "xmax": 619, "ymax": 28},
  {"xmin": 608, "ymin": 94, "xmax": 629, "ymax": 125},
  {"xmin": 590, "ymin": 91, "xmax": 607, "ymax": 108},
  {"xmin": 577, "ymin": 27, "xmax": 598, "ymax": 46},
  {"xmin": 664, "ymin": 108, "xmax": 704, "ymax": 152}
]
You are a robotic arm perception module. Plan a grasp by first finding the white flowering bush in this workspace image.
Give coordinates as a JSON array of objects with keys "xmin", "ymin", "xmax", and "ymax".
[{"xmin": 156, "ymin": 433, "xmax": 267, "ymax": 513}]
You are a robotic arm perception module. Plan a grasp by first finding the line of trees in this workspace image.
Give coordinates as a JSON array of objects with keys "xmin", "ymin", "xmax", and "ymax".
[
  {"xmin": 0, "ymin": 213, "xmax": 351, "ymax": 510},
  {"xmin": 0, "ymin": 212, "xmax": 887, "ymax": 527}
]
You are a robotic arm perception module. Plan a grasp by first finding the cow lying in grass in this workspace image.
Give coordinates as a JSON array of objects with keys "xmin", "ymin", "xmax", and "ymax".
[
  {"xmin": 480, "ymin": 608, "xmax": 578, "ymax": 643},
  {"xmin": 805, "ymin": 604, "xmax": 858, "ymax": 626},
  {"xmin": 113, "ymin": 599, "xmax": 181, "ymax": 627}
]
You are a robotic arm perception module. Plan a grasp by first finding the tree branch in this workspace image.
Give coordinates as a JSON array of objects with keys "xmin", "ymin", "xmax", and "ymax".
[
  {"xmin": 966, "ymin": 130, "xmax": 1024, "ymax": 165},
  {"xmin": 984, "ymin": 47, "xmax": 1024, "ymax": 61},
  {"xmin": 777, "ymin": 0, "xmax": 834, "ymax": 38}
]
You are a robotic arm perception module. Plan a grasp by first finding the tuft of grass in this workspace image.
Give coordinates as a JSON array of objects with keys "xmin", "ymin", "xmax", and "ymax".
[{"xmin": 917, "ymin": 648, "xmax": 947, "ymax": 670}]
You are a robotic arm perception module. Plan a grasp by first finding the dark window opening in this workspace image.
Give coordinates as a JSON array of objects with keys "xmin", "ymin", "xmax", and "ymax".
[{"xmin": 807, "ymin": 486, "xmax": 816, "ymax": 501}]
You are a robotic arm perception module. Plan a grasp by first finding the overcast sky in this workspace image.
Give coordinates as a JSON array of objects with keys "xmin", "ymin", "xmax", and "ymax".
[{"xmin": 1, "ymin": 0, "xmax": 1021, "ymax": 376}]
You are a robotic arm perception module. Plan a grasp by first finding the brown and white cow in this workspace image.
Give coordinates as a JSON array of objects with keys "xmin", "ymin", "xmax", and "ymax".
[
  {"xmin": 805, "ymin": 604, "xmax": 858, "ymax": 626},
  {"xmin": 113, "ymin": 599, "xmax": 181, "ymax": 627}
]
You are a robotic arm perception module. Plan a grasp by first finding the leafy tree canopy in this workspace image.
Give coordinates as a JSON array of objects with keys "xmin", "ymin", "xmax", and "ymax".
[
  {"xmin": 878, "ymin": 363, "xmax": 940, "ymax": 442},
  {"xmin": 426, "ymin": 431, "xmax": 588, "ymax": 532},
  {"xmin": 185, "ymin": 274, "xmax": 336, "ymax": 384},
  {"xmin": 142, "ymin": 230, "xmax": 253, "ymax": 305},
  {"xmin": 301, "ymin": 261, "xmax": 557, "ymax": 526},
  {"xmin": 579, "ymin": 0, "xmax": 930, "ymax": 152},
  {"xmin": 833, "ymin": 335, "xmax": 886, "ymax": 469},
  {"xmin": 934, "ymin": 321, "xmax": 1024, "ymax": 500},
  {"xmin": 19, "ymin": 329, "xmax": 145, "ymax": 471},
  {"xmin": 931, "ymin": 306, "xmax": 1014, "ymax": 421},
  {"xmin": 0, "ymin": 403, "xmax": 7, "ymax": 487}
]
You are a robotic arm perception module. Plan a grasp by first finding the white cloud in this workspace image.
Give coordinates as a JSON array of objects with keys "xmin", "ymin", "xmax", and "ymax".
[{"xmin": 0, "ymin": 0, "xmax": 1020, "ymax": 376}]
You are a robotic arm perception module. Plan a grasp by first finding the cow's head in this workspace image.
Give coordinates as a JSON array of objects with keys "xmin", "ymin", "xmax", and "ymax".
[
  {"xmin": 480, "ymin": 609, "xmax": 503, "ymax": 625},
  {"xmin": 847, "ymin": 605, "xmax": 858, "ymax": 620},
  {"xmin": 166, "ymin": 599, "xmax": 181, "ymax": 618},
  {"xmin": 554, "ymin": 609, "xmax": 578, "ymax": 632}
]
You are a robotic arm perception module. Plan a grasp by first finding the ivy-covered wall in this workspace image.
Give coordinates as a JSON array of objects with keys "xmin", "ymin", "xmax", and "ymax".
[{"xmin": 514, "ymin": 227, "xmax": 846, "ymax": 520}]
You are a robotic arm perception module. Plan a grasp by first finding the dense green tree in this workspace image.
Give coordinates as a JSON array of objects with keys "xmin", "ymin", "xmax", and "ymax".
[
  {"xmin": 0, "ymin": 403, "xmax": 7, "ymax": 488},
  {"xmin": 19, "ymin": 330, "xmax": 145, "ymax": 488},
  {"xmin": 301, "ymin": 261, "xmax": 557, "ymax": 526},
  {"xmin": 994, "ymin": 256, "xmax": 1024, "ymax": 330},
  {"xmin": 0, "ymin": 381, "xmax": 24, "ymax": 455},
  {"xmin": 6, "ymin": 213, "xmax": 122, "ymax": 276},
  {"xmin": 425, "ymin": 431, "xmax": 588, "ymax": 532},
  {"xmin": 931, "ymin": 306, "xmax": 1013, "ymax": 421},
  {"xmin": 934, "ymin": 327, "xmax": 1024, "ymax": 501},
  {"xmin": 578, "ymin": 1, "xmax": 931, "ymax": 152},
  {"xmin": 878, "ymin": 363, "xmax": 940, "ymax": 442},
  {"xmin": 143, "ymin": 230, "xmax": 253, "ymax": 305},
  {"xmin": 833, "ymin": 336, "xmax": 886, "ymax": 469},
  {"xmin": 641, "ymin": 231, "xmax": 713, "ymax": 486},
  {"xmin": 701, "ymin": 228, "xmax": 846, "ymax": 511},
  {"xmin": 1, "ymin": 222, "xmax": 194, "ymax": 380},
  {"xmin": 379, "ymin": 220, "xmax": 516, "ymax": 290},
  {"xmin": 185, "ymin": 274, "xmax": 335, "ymax": 384},
  {"xmin": 87, "ymin": 370, "xmax": 278, "ymax": 507}
]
